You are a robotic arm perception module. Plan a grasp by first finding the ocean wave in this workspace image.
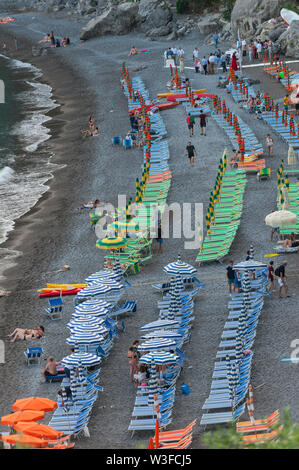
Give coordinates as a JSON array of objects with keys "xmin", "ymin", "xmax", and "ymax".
[{"xmin": 0, "ymin": 166, "xmax": 14, "ymax": 184}]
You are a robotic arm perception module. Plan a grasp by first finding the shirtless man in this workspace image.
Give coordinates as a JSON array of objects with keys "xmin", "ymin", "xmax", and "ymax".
[
  {"xmin": 129, "ymin": 46, "xmax": 138, "ymax": 56},
  {"xmin": 42, "ymin": 357, "xmax": 58, "ymax": 380}
]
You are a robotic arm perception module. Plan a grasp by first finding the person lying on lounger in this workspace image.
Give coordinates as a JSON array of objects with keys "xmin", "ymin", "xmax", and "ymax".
[
  {"xmin": 39, "ymin": 33, "xmax": 51, "ymax": 43},
  {"xmin": 8, "ymin": 326, "xmax": 45, "ymax": 342},
  {"xmin": 277, "ymin": 233, "xmax": 299, "ymax": 248},
  {"xmin": 81, "ymin": 199, "xmax": 102, "ymax": 209},
  {"xmin": 129, "ymin": 46, "xmax": 138, "ymax": 56}
]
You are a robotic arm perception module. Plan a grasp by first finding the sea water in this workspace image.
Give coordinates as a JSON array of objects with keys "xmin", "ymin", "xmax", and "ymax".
[{"xmin": 0, "ymin": 54, "xmax": 60, "ymax": 280}]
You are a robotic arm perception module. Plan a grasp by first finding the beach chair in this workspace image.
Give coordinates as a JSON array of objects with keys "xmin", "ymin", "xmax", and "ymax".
[
  {"xmin": 257, "ymin": 167, "xmax": 271, "ymax": 181},
  {"xmin": 242, "ymin": 429, "xmax": 280, "ymax": 444},
  {"xmin": 128, "ymin": 411, "xmax": 172, "ymax": 437},
  {"xmin": 236, "ymin": 410, "xmax": 280, "ymax": 434},
  {"xmin": 109, "ymin": 300, "xmax": 137, "ymax": 319},
  {"xmin": 155, "ymin": 419, "xmax": 197, "ymax": 444},
  {"xmin": 123, "ymin": 138, "xmax": 133, "ymax": 150},
  {"xmin": 24, "ymin": 347, "xmax": 43, "ymax": 365},
  {"xmin": 112, "ymin": 136, "xmax": 121, "ymax": 145},
  {"xmin": 45, "ymin": 373, "xmax": 67, "ymax": 383},
  {"xmin": 200, "ymin": 403, "xmax": 245, "ymax": 428},
  {"xmin": 45, "ymin": 297, "xmax": 63, "ymax": 320}
]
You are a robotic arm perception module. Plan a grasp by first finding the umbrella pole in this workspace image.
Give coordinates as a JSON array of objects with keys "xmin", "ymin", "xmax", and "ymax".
[{"xmin": 155, "ymin": 419, "xmax": 159, "ymax": 449}]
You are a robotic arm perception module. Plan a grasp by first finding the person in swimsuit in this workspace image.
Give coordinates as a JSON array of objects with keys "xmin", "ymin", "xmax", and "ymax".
[
  {"xmin": 8, "ymin": 326, "xmax": 44, "ymax": 342},
  {"xmin": 127, "ymin": 346, "xmax": 138, "ymax": 382},
  {"xmin": 268, "ymin": 261, "xmax": 274, "ymax": 292}
]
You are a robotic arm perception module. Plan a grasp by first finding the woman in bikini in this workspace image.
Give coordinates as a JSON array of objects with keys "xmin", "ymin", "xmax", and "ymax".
[{"xmin": 8, "ymin": 326, "xmax": 45, "ymax": 343}]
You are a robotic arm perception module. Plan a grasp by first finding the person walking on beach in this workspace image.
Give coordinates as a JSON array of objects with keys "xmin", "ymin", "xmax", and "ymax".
[
  {"xmin": 213, "ymin": 32, "xmax": 219, "ymax": 49},
  {"xmin": 199, "ymin": 110, "xmax": 207, "ymax": 136},
  {"xmin": 194, "ymin": 57, "xmax": 200, "ymax": 73},
  {"xmin": 185, "ymin": 141, "xmax": 197, "ymax": 166},
  {"xmin": 275, "ymin": 261, "xmax": 289, "ymax": 298},
  {"xmin": 179, "ymin": 55, "xmax": 184, "ymax": 74},
  {"xmin": 283, "ymin": 94, "xmax": 289, "ymax": 114},
  {"xmin": 266, "ymin": 134, "xmax": 274, "ymax": 157},
  {"xmin": 268, "ymin": 260, "xmax": 275, "ymax": 293},
  {"xmin": 186, "ymin": 113, "xmax": 194, "ymax": 137},
  {"xmin": 226, "ymin": 260, "xmax": 235, "ymax": 294},
  {"xmin": 220, "ymin": 52, "xmax": 227, "ymax": 73},
  {"xmin": 127, "ymin": 347, "xmax": 139, "ymax": 382},
  {"xmin": 201, "ymin": 56, "xmax": 208, "ymax": 75},
  {"xmin": 193, "ymin": 47, "xmax": 199, "ymax": 60},
  {"xmin": 231, "ymin": 52, "xmax": 238, "ymax": 71}
]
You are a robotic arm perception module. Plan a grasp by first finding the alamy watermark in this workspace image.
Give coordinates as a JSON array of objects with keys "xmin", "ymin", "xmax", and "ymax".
[
  {"xmin": 289, "ymin": 339, "xmax": 299, "ymax": 363},
  {"xmin": 94, "ymin": 195, "xmax": 204, "ymax": 250}
]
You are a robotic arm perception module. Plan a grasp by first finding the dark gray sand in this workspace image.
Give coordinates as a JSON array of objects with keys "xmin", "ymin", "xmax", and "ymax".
[{"xmin": 0, "ymin": 10, "xmax": 298, "ymax": 449}]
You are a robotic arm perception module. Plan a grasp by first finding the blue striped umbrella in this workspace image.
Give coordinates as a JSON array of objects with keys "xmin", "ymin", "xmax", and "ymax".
[
  {"xmin": 89, "ymin": 278, "xmax": 125, "ymax": 290},
  {"xmin": 163, "ymin": 254, "xmax": 197, "ymax": 276},
  {"xmin": 67, "ymin": 317, "xmax": 106, "ymax": 329},
  {"xmin": 85, "ymin": 271, "xmax": 121, "ymax": 283},
  {"xmin": 167, "ymin": 282, "xmax": 177, "ymax": 321},
  {"xmin": 77, "ymin": 299, "xmax": 113, "ymax": 309},
  {"xmin": 61, "ymin": 387, "xmax": 69, "ymax": 411},
  {"xmin": 66, "ymin": 332, "xmax": 105, "ymax": 347},
  {"xmin": 69, "ymin": 368, "xmax": 77, "ymax": 403},
  {"xmin": 175, "ymin": 275, "xmax": 184, "ymax": 293},
  {"xmin": 139, "ymin": 351, "xmax": 179, "ymax": 365},
  {"xmin": 76, "ymin": 281, "xmax": 124, "ymax": 300},
  {"xmin": 75, "ymin": 303, "xmax": 110, "ymax": 316},
  {"xmin": 140, "ymin": 319, "xmax": 180, "ymax": 331},
  {"xmin": 71, "ymin": 324, "xmax": 108, "ymax": 335},
  {"xmin": 235, "ymin": 335, "xmax": 243, "ymax": 365},
  {"xmin": 138, "ymin": 338, "xmax": 177, "ymax": 352},
  {"xmin": 233, "ymin": 260, "xmax": 267, "ymax": 271},
  {"xmin": 241, "ymin": 271, "xmax": 251, "ymax": 293},
  {"xmin": 230, "ymin": 363, "xmax": 239, "ymax": 404},
  {"xmin": 140, "ymin": 330, "xmax": 183, "ymax": 340},
  {"xmin": 61, "ymin": 352, "xmax": 101, "ymax": 367},
  {"xmin": 113, "ymin": 259, "xmax": 123, "ymax": 281},
  {"xmin": 238, "ymin": 307, "xmax": 247, "ymax": 342},
  {"xmin": 226, "ymin": 356, "xmax": 233, "ymax": 401},
  {"xmin": 249, "ymin": 244, "xmax": 254, "ymax": 260},
  {"xmin": 148, "ymin": 358, "xmax": 159, "ymax": 406},
  {"xmin": 77, "ymin": 361, "xmax": 87, "ymax": 386}
]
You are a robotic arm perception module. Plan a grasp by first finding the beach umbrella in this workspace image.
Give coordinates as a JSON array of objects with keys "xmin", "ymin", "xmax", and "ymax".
[
  {"xmin": 265, "ymin": 210, "xmax": 297, "ymax": 227},
  {"xmin": 139, "ymin": 351, "xmax": 179, "ymax": 366},
  {"xmin": 235, "ymin": 335, "xmax": 243, "ymax": 365},
  {"xmin": 137, "ymin": 338, "xmax": 177, "ymax": 352},
  {"xmin": 108, "ymin": 221, "xmax": 140, "ymax": 234},
  {"xmin": 288, "ymin": 146, "xmax": 297, "ymax": 165},
  {"xmin": 66, "ymin": 332, "xmax": 105, "ymax": 347},
  {"xmin": 96, "ymin": 237, "xmax": 129, "ymax": 250},
  {"xmin": 140, "ymin": 319, "xmax": 180, "ymax": 331},
  {"xmin": 1, "ymin": 434, "xmax": 49, "ymax": 448},
  {"xmin": 233, "ymin": 260, "xmax": 267, "ymax": 271},
  {"xmin": 238, "ymin": 307, "xmax": 248, "ymax": 342},
  {"xmin": 88, "ymin": 278, "xmax": 125, "ymax": 289},
  {"xmin": 148, "ymin": 358, "xmax": 159, "ymax": 406},
  {"xmin": 163, "ymin": 254, "xmax": 197, "ymax": 276},
  {"xmin": 67, "ymin": 316, "xmax": 106, "ymax": 329},
  {"xmin": 69, "ymin": 368, "xmax": 78, "ymax": 403},
  {"xmin": 14, "ymin": 422, "xmax": 63, "ymax": 440},
  {"xmin": 226, "ymin": 356, "xmax": 233, "ymax": 402},
  {"xmin": 246, "ymin": 384, "xmax": 255, "ymax": 425},
  {"xmin": 71, "ymin": 324, "xmax": 108, "ymax": 335},
  {"xmin": 85, "ymin": 271, "xmax": 121, "ymax": 283},
  {"xmin": 76, "ymin": 298, "xmax": 113, "ymax": 309},
  {"xmin": 175, "ymin": 275, "xmax": 184, "ymax": 293},
  {"xmin": 249, "ymin": 244, "xmax": 254, "ymax": 260},
  {"xmin": 241, "ymin": 270, "xmax": 251, "ymax": 293},
  {"xmin": 75, "ymin": 302, "xmax": 111, "ymax": 315},
  {"xmin": 113, "ymin": 259, "xmax": 123, "ymax": 280},
  {"xmin": 1, "ymin": 410, "xmax": 45, "ymax": 426},
  {"xmin": 140, "ymin": 330, "xmax": 183, "ymax": 340},
  {"xmin": 12, "ymin": 397, "xmax": 57, "ymax": 413},
  {"xmin": 61, "ymin": 352, "xmax": 101, "ymax": 368},
  {"xmin": 76, "ymin": 283, "xmax": 113, "ymax": 299}
]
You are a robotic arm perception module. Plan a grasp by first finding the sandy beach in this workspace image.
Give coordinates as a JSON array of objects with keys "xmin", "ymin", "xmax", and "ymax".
[{"xmin": 0, "ymin": 7, "xmax": 298, "ymax": 450}]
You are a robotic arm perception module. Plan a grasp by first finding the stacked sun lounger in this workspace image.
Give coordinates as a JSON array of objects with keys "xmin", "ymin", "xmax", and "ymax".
[
  {"xmin": 128, "ymin": 258, "xmax": 203, "ymax": 435},
  {"xmin": 262, "ymin": 108, "xmax": 299, "ymax": 149},
  {"xmin": 227, "ymin": 80, "xmax": 256, "ymax": 104},
  {"xmin": 122, "ymin": 72, "xmax": 172, "ymax": 235},
  {"xmin": 196, "ymin": 169, "xmax": 247, "ymax": 264},
  {"xmin": 200, "ymin": 263, "xmax": 269, "ymax": 428},
  {"xmin": 212, "ymin": 112, "xmax": 263, "ymax": 155},
  {"xmin": 49, "ymin": 266, "xmax": 137, "ymax": 437}
]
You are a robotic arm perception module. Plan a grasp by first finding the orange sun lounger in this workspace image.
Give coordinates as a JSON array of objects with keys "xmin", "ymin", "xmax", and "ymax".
[
  {"xmin": 237, "ymin": 410, "xmax": 280, "ymax": 434},
  {"xmin": 156, "ymin": 434, "xmax": 193, "ymax": 449},
  {"xmin": 155, "ymin": 419, "xmax": 197, "ymax": 443},
  {"xmin": 237, "ymin": 159, "xmax": 266, "ymax": 172},
  {"xmin": 242, "ymin": 429, "xmax": 280, "ymax": 444}
]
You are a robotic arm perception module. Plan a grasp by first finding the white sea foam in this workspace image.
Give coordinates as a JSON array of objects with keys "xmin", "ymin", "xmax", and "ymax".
[
  {"xmin": 0, "ymin": 166, "xmax": 14, "ymax": 184},
  {"xmin": 0, "ymin": 56, "xmax": 62, "ymax": 250}
]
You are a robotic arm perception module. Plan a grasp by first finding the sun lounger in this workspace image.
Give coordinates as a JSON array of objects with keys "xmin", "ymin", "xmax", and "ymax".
[{"xmin": 200, "ymin": 403, "xmax": 245, "ymax": 427}]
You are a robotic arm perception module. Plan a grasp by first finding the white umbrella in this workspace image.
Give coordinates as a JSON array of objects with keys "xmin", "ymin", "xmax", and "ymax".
[
  {"xmin": 163, "ymin": 254, "xmax": 197, "ymax": 276},
  {"xmin": 265, "ymin": 210, "xmax": 298, "ymax": 227},
  {"xmin": 233, "ymin": 260, "xmax": 267, "ymax": 271},
  {"xmin": 140, "ymin": 330, "xmax": 183, "ymax": 340},
  {"xmin": 139, "ymin": 351, "xmax": 179, "ymax": 365}
]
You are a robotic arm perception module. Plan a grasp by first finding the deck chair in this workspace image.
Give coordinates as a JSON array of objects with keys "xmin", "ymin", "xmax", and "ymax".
[
  {"xmin": 112, "ymin": 136, "xmax": 121, "ymax": 145},
  {"xmin": 156, "ymin": 419, "xmax": 197, "ymax": 444},
  {"xmin": 123, "ymin": 138, "xmax": 133, "ymax": 150},
  {"xmin": 109, "ymin": 300, "xmax": 137, "ymax": 319},
  {"xmin": 24, "ymin": 347, "xmax": 43, "ymax": 365},
  {"xmin": 242, "ymin": 428, "xmax": 280, "ymax": 444},
  {"xmin": 45, "ymin": 297, "xmax": 63, "ymax": 320},
  {"xmin": 237, "ymin": 410, "xmax": 280, "ymax": 434}
]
